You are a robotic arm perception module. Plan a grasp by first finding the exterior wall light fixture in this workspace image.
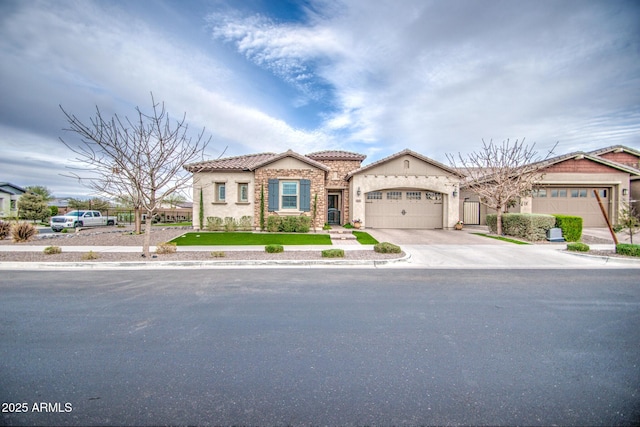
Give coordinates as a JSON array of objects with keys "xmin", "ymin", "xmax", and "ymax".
[{"xmin": 357, "ymin": 187, "xmax": 361, "ymax": 196}]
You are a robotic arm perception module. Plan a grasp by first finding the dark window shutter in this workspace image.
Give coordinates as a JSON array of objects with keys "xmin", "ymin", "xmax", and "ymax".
[
  {"xmin": 268, "ymin": 179, "xmax": 279, "ymax": 211},
  {"xmin": 300, "ymin": 179, "xmax": 311, "ymax": 212}
]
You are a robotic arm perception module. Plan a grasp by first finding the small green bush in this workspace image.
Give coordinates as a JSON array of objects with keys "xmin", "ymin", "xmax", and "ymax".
[
  {"xmin": 486, "ymin": 214, "xmax": 498, "ymax": 233},
  {"xmin": 281, "ymin": 216, "xmax": 298, "ymax": 232},
  {"xmin": 342, "ymin": 223, "xmax": 354, "ymax": 229},
  {"xmin": 223, "ymin": 217, "xmax": 237, "ymax": 232},
  {"xmin": 265, "ymin": 244, "xmax": 284, "ymax": 253},
  {"xmin": 0, "ymin": 220, "xmax": 10, "ymax": 240},
  {"xmin": 43, "ymin": 246, "xmax": 62, "ymax": 255},
  {"xmin": 238, "ymin": 216, "xmax": 253, "ymax": 231},
  {"xmin": 61, "ymin": 228, "xmax": 69, "ymax": 233},
  {"xmin": 567, "ymin": 242, "xmax": 590, "ymax": 252},
  {"xmin": 82, "ymin": 251, "xmax": 99, "ymax": 260},
  {"xmin": 156, "ymin": 242, "xmax": 177, "ymax": 254},
  {"xmin": 554, "ymin": 215, "xmax": 583, "ymax": 242},
  {"xmin": 616, "ymin": 243, "xmax": 640, "ymax": 257},
  {"xmin": 11, "ymin": 222, "xmax": 38, "ymax": 242},
  {"xmin": 266, "ymin": 216, "xmax": 281, "ymax": 232},
  {"xmin": 211, "ymin": 251, "xmax": 226, "ymax": 258},
  {"xmin": 206, "ymin": 217, "xmax": 224, "ymax": 231},
  {"xmin": 322, "ymin": 249, "xmax": 344, "ymax": 258},
  {"xmin": 374, "ymin": 242, "xmax": 402, "ymax": 254}
]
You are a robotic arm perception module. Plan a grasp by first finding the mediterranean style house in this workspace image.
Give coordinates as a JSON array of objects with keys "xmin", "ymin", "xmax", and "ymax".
[{"xmin": 185, "ymin": 145, "xmax": 639, "ymax": 230}]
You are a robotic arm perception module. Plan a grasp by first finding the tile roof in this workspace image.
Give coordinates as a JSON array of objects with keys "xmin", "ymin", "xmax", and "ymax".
[
  {"xmin": 306, "ymin": 150, "xmax": 367, "ymax": 161},
  {"xmin": 346, "ymin": 148, "xmax": 464, "ymax": 179},
  {"xmin": 184, "ymin": 152, "xmax": 277, "ymax": 172}
]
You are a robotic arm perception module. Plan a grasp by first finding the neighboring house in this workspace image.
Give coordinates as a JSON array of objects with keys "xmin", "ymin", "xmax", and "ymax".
[
  {"xmin": 0, "ymin": 182, "xmax": 26, "ymax": 218},
  {"xmin": 184, "ymin": 149, "xmax": 464, "ymax": 230},
  {"xmin": 460, "ymin": 145, "xmax": 640, "ymax": 227}
]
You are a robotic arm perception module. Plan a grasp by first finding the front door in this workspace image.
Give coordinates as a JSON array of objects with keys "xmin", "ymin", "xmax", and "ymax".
[{"xmin": 327, "ymin": 194, "xmax": 340, "ymax": 224}]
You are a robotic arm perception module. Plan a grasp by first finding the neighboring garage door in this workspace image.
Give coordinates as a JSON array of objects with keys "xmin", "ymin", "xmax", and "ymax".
[
  {"xmin": 532, "ymin": 187, "xmax": 610, "ymax": 227},
  {"xmin": 365, "ymin": 189, "xmax": 443, "ymax": 228}
]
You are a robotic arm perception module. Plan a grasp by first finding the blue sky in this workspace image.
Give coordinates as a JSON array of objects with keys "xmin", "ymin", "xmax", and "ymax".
[{"xmin": 1, "ymin": 0, "xmax": 639, "ymax": 198}]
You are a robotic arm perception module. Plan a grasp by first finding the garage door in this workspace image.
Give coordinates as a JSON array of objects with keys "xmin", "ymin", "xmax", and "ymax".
[
  {"xmin": 365, "ymin": 189, "xmax": 443, "ymax": 228},
  {"xmin": 532, "ymin": 187, "xmax": 610, "ymax": 227}
]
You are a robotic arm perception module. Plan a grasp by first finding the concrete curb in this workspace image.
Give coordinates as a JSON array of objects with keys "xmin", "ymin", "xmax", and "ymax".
[
  {"xmin": 562, "ymin": 250, "xmax": 640, "ymax": 265},
  {"xmin": 0, "ymin": 252, "xmax": 411, "ymax": 270}
]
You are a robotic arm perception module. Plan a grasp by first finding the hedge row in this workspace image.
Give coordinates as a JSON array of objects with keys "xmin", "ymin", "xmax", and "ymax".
[
  {"xmin": 206, "ymin": 216, "xmax": 253, "ymax": 231},
  {"xmin": 486, "ymin": 213, "xmax": 584, "ymax": 242},
  {"xmin": 266, "ymin": 216, "xmax": 311, "ymax": 233},
  {"xmin": 486, "ymin": 213, "xmax": 556, "ymax": 241}
]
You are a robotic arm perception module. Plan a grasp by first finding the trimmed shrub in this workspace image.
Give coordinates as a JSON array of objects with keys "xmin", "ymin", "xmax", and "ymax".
[
  {"xmin": 265, "ymin": 215, "xmax": 311, "ymax": 233},
  {"xmin": 224, "ymin": 217, "xmax": 237, "ymax": 232},
  {"xmin": 616, "ymin": 243, "xmax": 640, "ymax": 257},
  {"xmin": 211, "ymin": 251, "xmax": 226, "ymax": 258},
  {"xmin": 554, "ymin": 215, "xmax": 583, "ymax": 242},
  {"xmin": 43, "ymin": 246, "xmax": 62, "ymax": 255},
  {"xmin": 206, "ymin": 217, "xmax": 224, "ymax": 231},
  {"xmin": 486, "ymin": 213, "xmax": 555, "ymax": 241},
  {"xmin": 0, "ymin": 220, "xmax": 10, "ymax": 240},
  {"xmin": 322, "ymin": 249, "xmax": 344, "ymax": 258},
  {"xmin": 238, "ymin": 216, "xmax": 253, "ymax": 231},
  {"xmin": 567, "ymin": 242, "xmax": 590, "ymax": 252},
  {"xmin": 486, "ymin": 214, "xmax": 498, "ymax": 234},
  {"xmin": 11, "ymin": 222, "xmax": 38, "ymax": 242},
  {"xmin": 281, "ymin": 216, "xmax": 298, "ymax": 232},
  {"xmin": 156, "ymin": 242, "xmax": 177, "ymax": 254},
  {"xmin": 374, "ymin": 242, "xmax": 402, "ymax": 254},
  {"xmin": 82, "ymin": 251, "xmax": 99, "ymax": 260},
  {"xmin": 265, "ymin": 244, "xmax": 284, "ymax": 253}
]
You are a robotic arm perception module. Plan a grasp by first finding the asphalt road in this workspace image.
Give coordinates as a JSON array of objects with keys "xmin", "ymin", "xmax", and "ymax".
[{"xmin": 1, "ymin": 269, "xmax": 639, "ymax": 426}]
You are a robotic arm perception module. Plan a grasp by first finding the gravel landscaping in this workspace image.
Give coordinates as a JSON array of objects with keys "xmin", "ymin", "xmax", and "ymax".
[{"xmin": 0, "ymin": 226, "xmax": 404, "ymax": 263}]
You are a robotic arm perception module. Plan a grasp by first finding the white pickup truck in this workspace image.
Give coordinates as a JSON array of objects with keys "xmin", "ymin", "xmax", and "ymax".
[{"xmin": 50, "ymin": 210, "xmax": 118, "ymax": 232}]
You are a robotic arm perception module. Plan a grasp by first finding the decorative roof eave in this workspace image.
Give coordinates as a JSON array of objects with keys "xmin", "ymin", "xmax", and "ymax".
[
  {"xmin": 306, "ymin": 150, "xmax": 367, "ymax": 161},
  {"xmin": 533, "ymin": 151, "xmax": 640, "ymax": 176},
  {"xmin": 346, "ymin": 149, "xmax": 464, "ymax": 179},
  {"xmin": 249, "ymin": 149, "xmax": 330, "ymax": 172},
  {"xmin": 183, "ymin": 152, "xmax": 277, "ymax": 173},
  {"xmin": 0, "ymin": 182, "xmax": 27, "ymax": 195},
  {"xmin": 587, "ymin": 144, "xmax": 640, "ymax": 158}
]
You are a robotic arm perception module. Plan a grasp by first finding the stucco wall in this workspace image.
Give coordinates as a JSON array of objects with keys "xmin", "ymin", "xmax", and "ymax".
[
  {"xmin": 349, "ymin": 174, "xmax": 460, "ymax": 228},
  {"xmin": 192, "ymin": 171, "xmax": 255, "ymax": 229}
]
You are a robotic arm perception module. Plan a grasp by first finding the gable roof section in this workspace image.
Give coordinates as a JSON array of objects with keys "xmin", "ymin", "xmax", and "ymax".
[
  {"xmin": 184, "ymin": 150, "xmax": 329, "ymax": 173},
  {"xmin": 0, "ymin": 182, "xmax": 26, "ymax": 195},
  {"xmin": 532, "ymin": 150, "xmax": 640, "ymax": 175},
  {"xmin": 306, "ymin": 150, "xmax": 366, "ymax": 161},
  {"xmin": 251, "ymin": 149, "xmax": 329, "ymax": 172},
  {"xmin": 346, "ymin": 149, "xmax": 464, "ymax": 179},
  {"xmin": 588, "ymin": 144, "xmax": 640, "ymax": 158}
]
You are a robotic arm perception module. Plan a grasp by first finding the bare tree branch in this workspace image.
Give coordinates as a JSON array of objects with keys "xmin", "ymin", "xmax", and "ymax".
[
  {"xmin": 448, "ymin": 138, "xmax": 557, "ymax": 235},
  {"xmin": 59, "ymin": 93, "xmax": 211, "ymax": 256}
]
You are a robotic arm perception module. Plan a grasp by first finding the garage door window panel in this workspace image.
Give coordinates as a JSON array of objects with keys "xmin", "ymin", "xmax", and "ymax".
[{"xmin": 387, "ymin": 191, "xmax": 402, "ymax": 200}]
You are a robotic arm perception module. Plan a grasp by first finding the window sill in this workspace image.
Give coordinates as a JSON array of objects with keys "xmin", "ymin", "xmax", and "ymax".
[
  {"xmin": 211, "ymin": 202, "xmax": 227, "ymax": 205},
  {"xmin": 274, "ymin": 210, "xmax": 304, "ymax": 216},
  {"xmin": 235, "ymin": 202, "xmax": 251, "ymax": 205}
]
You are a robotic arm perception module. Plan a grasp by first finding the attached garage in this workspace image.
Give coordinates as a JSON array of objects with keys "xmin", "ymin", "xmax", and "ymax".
[
  {"xmin": 532, "ymin": 186, "xmax": 610, "ymax": 227},
  {"xmin": 365, "ymin": 189, "xmax": 444, "ymax": 229}
]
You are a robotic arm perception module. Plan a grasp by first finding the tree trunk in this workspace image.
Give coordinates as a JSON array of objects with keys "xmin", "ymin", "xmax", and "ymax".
[
  {"xmin": 143, "ymin": 214, "xmax": 152, "ymax": 258},
  {"xmin": 135, "ymin": 206, "xmax": 142, "ymax": 234},
  {"xmin": 496, "ymin": 209, "xmax": 503, "ymax": 236}
]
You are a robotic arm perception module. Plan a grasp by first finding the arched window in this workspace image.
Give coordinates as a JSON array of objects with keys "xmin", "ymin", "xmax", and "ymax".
[{"xmin": 404, "ymin": 159, "xmax": 410, "ymax": 169}]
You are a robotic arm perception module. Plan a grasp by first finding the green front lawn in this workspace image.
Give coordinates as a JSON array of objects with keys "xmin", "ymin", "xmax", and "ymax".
[
  {"xmin": 352, "ymin": 231, "xmax": 379, "ymax": 244},
  {"xmin": 170, "ymin": 232, "xmax": 332, "ymax": 246}
]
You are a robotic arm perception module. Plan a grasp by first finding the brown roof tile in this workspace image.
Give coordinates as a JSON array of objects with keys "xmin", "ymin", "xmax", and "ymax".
[
  {"xmin": 306, "ymin": 150, "xmax": 366, "ymax": 161},
  {"xmin": 184, "ymin": 152, "xmax": 277, "ymax": 172}
]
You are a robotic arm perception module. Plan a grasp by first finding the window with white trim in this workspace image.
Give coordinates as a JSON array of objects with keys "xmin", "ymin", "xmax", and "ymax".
[
  {"xmin": 281, "ymin": 181, "xmax": 298, "ymax": 209},
  {"xmin": 367, "ymin": 191, "xmax": 382, "ymax": 200}
]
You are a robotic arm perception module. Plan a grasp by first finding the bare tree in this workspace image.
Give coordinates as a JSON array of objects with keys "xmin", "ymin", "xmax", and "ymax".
[
  {"xmin": 60, "ymin": 94, "xmax": 211, "ymax": 257},
  {"xmin": 448, "ymin": 139, "xmax": 556, "ymax": 236}
]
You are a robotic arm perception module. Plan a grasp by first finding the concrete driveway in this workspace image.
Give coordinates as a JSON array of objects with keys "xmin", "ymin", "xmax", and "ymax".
[{"xmin": 365, "ymin": 226, "xmax": 510, "ymax": 245}]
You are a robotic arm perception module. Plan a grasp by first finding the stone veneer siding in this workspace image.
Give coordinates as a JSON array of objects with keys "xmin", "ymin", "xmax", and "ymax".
[
  {"xmin": 320, "ymin": 159, "xmax": 363, "ymax": 225},
  {"xmin": 253, "ymin": 168, "xmax": 326, "ymax": 230}
]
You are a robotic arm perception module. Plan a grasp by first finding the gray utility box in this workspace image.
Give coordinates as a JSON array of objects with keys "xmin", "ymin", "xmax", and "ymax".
[{"xmin": 546, "ymin": 228, "xmax": 565, "ymax": 242}]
